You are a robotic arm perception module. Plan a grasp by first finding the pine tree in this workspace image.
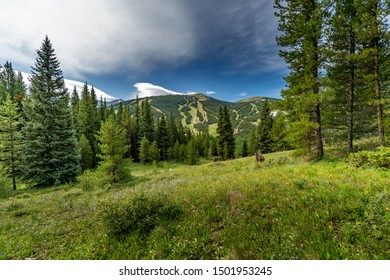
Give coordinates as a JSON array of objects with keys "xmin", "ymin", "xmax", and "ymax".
[
  {"xmin": 0, "ymin": 94, "xmax": 22, "ymax": 190},
  {"xmin": 325, "ymin": 0, "xmax": 360, "ymax": 153},
  {"xmin": 167, "ymin": 111, "xmax": 179, "ymax": 147},
  {"xmin": 355, "ymin": 0, "xmax": 389, "ymax": 146},
  {"xmin": 257, "ymin": 100, "xmax": 274, "ymax": 153},
  {"xmin": 275, "ymin": 0, "xmax": 325, "ymax": 159},
  {"xmin": 156, "ymin": 114, "xmax": 169, "ymax": 160},
  {"xmin": 270, "ymin": 113, "xmax": 291, "ymax": 151},
  {"xmin": 79, "ymin": 133, "xmax": 93, "ymax": 171},
  {"xmin": 22, "ymin": 36, "xmax": 80, "ymax": 186},
  {"xmin": 187, "ymin": 139, "xmax": 199, "ymax": 165},
  {"xmin": 173, "ymin": 140, "xmax": 181, "ymax": 162},
  {"xmin": 97, "ymin": 114, "xmax": 128, "ymax": 183},
  {"xmin": 240, "ymin": 137, "xmax": 249, "ymax": 157},
  {"xmin": 149, "ymin": 140, "xmax": 160, "ymax": 163},
  {"xmin": 70, "ymin": 86, "xmax": 79, "ymax": 129},
  {"xmin": 0, "ymin": 62, "xmax": 16, "ymax": 103},
  {"xmin": 120, "ymin": 105, "xmax": 135, "ymax": 158},
  {"xmin": 139, "ymin": 136, "xmax": 150, "ymax": 164},
  {"xmin": 217, "ymin": 106, "xmax": 235, "ymax": 160},
  {"xmin": 100, "ymin": 97, "xmax": 107, "ymax": 122},
  {"xmin": 140, "ymin": 98, "xmax": 155, "ymax": 142}
]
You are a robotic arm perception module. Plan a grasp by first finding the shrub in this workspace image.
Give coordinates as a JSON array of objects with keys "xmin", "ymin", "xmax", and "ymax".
[
  {"xmin": 349, "ymin": 147, "xmax": 390, "ymax": 169},
  {"xmin": 0, "ymin": 169, "xmax": 11, "ymax": 199},
  {"xmin": 78, "ymin": 170, "xmax": 109, "ymax": 191},
  {"xmin": 99, "ymin": 193, "xmax": 182, "ymax": 238}
]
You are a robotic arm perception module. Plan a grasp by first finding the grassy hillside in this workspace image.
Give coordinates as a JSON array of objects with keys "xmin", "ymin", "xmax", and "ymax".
[
  {"xmin": 0, "ymin": 152, "xmax": 389, "ymax": 260},
  {"xmin": 118, "ymin": 94, "xmax": 279, "ymax": 135}
]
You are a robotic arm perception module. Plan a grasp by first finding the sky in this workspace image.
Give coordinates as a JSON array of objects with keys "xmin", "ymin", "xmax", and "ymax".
[{"xmin": 0, "ymin": 0, "xmax": 288, "ymax": 102}]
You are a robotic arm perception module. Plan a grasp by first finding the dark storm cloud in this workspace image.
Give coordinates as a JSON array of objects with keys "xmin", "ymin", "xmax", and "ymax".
[
  {"xmin": 182, "ymin": 0, "xmax": 283, "ymax": 74},
  {"xmin": 0, "ymin": 0, "xmax": 283, "ymax": 79}
]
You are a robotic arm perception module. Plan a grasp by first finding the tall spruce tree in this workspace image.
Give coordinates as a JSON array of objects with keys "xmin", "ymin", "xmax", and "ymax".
[
  {"xmin": 22, "ymin": 36, "xmax": 80, "ymax": 186},
  {"xmin": 275, "ymin": 0, "xmax": 325, "ymax": 159},
  {"xmin": 0, "ymin": 62, "xmax": 16, "ymax": 103},
  {"xmin": 156, "ymin": 113, "xmax": 169, "ymax": 160},
  {"xmin": 216, "ymin": 106, "xmax": 235, "ymax": 160},
  {"xmin": 355, "ymin": 0, "xmax": 389, "ymax": 146},
  {"xmin": 257, "ymin": 100, "xmax": 274, "ymax": 153},
  {"xmin": 0, "ymin": 94, "xmax": 22, "ymax": 190},
  {"xmin": 139, "ymin": 136, "xmax": 150, "ymax": 164},
  {"xmin": 325, "ymin": 0, "xmax": 360, "ymax": 152},
  {"xmin": 139, "ymin": 98, "xmax": 155, "ymax": 142},
  {"xmin": 97, "ymin": 114, "xmax": 128, "ymax": 183}
]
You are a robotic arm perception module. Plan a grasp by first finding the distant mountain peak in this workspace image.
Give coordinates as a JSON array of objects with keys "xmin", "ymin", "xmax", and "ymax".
[{"xmin": 237, "ymin": 96, "xmax": 273, "ymax": 103}]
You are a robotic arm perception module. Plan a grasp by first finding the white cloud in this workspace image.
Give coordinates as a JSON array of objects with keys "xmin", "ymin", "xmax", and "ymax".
[
  {"xmin": 0, "ymin": 0, "xmax": 196, "ymax": 79},
  {"xmin": 238, "ymin": 92, "xmax": 247, "ymax": 97},
  {"xmin": 131, "ymin": 82, "xmax": 218, "ymax": 99},
  {"xmin": 132, "ymin": 83, "xmax": 184, "ymax": 99},
  {"xmin": 20, "ymin": 72, "xmax": 117, "ymax": 101}
]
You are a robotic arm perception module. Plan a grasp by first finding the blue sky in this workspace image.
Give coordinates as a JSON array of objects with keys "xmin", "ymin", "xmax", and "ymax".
[{"xmin": 0, "ymin": 0, "xmax": 288, "ymax": 102}]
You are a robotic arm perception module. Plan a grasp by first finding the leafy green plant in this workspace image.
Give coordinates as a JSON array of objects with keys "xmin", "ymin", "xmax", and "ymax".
[
  {"xmin": 99, "ymin": 193, "xmax": 182, "ymax": 238},
  {"xmin": 78, "ymin": 170, "xmax": 109, "ymax": 191},
  {"xmin": 349, "ymin": 147, "xmax": 390, "ymax": 168}
]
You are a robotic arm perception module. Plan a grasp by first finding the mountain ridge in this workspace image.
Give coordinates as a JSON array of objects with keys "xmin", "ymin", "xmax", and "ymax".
[{"xmin": 117, "ymin": 93, "xmax": 280, "ymax": 136}]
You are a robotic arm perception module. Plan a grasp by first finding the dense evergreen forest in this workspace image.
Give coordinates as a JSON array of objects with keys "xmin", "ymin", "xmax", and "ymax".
[{"xmin": 0, "ymin": 0, "xmax": 389, "ymax": 191}]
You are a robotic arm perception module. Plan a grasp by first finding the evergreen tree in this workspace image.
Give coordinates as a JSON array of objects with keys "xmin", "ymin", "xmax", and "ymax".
[
  {"xmin": 217, "ymin": 106, "xmax": 235, "ymax": 160},
  {"xmin": 173, "ymin": 140, "xmax": 181, "ymax": 162},
  {"xmin": 149, "ymin": 140, "xmax": 160, "ymax": 163},
  {"xmin": 0, "ymin": 62, "xmax": 26, "ymax": 112},
  {"xmin": 79, "ymin": 133, "xmax": 93, "ymax": 171},
  {"xmin": 257, "ymin": 100, "xmax": 274, "ymax": 153},
  {"xmin": 77, "ymin": 82, "xmax": 91, "ymax": 138},
  {"xmin": 248, "ymin": 130, "xmax": 258, "ymax": 156},
  {"xmin": 71, "ymin": 86, "xmax": 79, "ymax": 116},
  {"xmin": 187, "ymin": 139, "xmax": 199, "ymax": 165},
  {"xmin": 139, "ymin": 136, "xmax": 150, "ymax": 164},
  {"xmin": 100, "ymin": 97, "xmax": 107, "ymax": 122},
  {"xmin": 355, "ymin": 0, "xmax": 389, "ymax": 146},
  {"xmin": 270, "ymin": 113, "xmax": 291, "ymax": 151},
  {"xmin": 117, "ymin": 102, "xmax": 124, "ymax": 123},
  {"xmin": 167, "ymin": 111, "xmax": 179, "ymax": 147},
  {"xmin": 133, "ymin": 95, "xmax": 141, "ymax": 160},
  {"xmin": 275, "ymin": 0, "xmax": 325, "ymax": 159},
  {"xmin": 177, "ymin": 122, "xmax": 186, "ymax": 144},
  {"xmin": 325, "ymin": 0, "xmax": 361, "ymax": 153},
  {"xmin": 22, "ymin": 36, "xmax": 80, "ymax": 186},
  {"xmin": 240, "ymin": 137, "xmax": 249, "ymax": 157},
  {"xmin": 0, "ymin": 62, "xmax": 16, "ymax": 103},
  {"xmin": 0, "ymin": 94, "xmax": 22, "ymax": 190},
  {"xmin": 140, "ymin": 98, "xmax": 155, "ymax": 142},
  {"xmin": 120, "ymin": 105, "xmax": 134, "ymax": 158},
  {"xmin": 156, "ymin": 113, "xmax": 169, "ymax": 160},
  {"xmin": 97, "ymin": 114, "xmax": 128, "ymax": 183}
]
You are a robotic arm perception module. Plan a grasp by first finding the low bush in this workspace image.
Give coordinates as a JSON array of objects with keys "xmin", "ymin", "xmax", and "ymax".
[
  {"xmin": 78, "ymin": 170, "xmax": 110, "ymax": 191},
  {"xmin": 0, "ymin": 171, "xmax": 11, "ymax": 199},
  {"xmin": 99, "ymin": 193, "xmax": 182, "ymax": 239},
  {"xmin": 348, "ymin": 147, "xmax": 390, "ymax": 169}
]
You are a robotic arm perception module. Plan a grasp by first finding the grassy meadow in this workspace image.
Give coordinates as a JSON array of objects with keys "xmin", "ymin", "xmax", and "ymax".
[{"xmin": 0, "ymin": 151, "xmax": 389, "ymax": 260}]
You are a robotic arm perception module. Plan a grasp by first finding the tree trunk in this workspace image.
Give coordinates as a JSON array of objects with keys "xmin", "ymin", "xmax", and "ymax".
[{"xmin": 315, "ymin": 104, "xmax": 324, "ymax": 159}]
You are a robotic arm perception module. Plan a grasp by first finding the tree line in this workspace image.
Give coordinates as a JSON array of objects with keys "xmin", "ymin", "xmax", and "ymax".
[{"xmin": 274, "ymin": 0, "xmax": 389, "ymax": 158}]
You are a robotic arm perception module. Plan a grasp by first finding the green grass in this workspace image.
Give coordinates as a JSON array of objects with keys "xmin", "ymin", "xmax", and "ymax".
[{"xmin": 0, "ymin": 151, "xmax": 389, "ymax": 259}]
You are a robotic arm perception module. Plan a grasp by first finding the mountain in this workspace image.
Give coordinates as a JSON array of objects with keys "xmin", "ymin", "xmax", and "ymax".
[
  {"xmin": 20, "ymin": 72, "xmax": 117, "ymax": 102},
  {"xmin": 119, "ymin": 93, "xmax": 280, "ymax": 136}
]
